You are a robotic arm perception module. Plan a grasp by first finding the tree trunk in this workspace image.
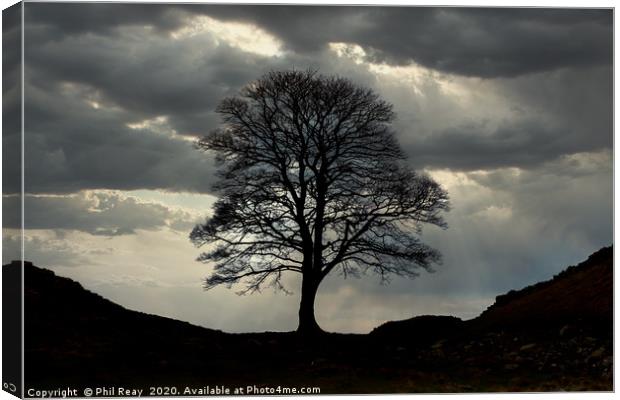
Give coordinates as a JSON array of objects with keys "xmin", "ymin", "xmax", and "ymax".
[{"xmin": 297, "ymin": 275, "xmax": 322, "ymax": 335}]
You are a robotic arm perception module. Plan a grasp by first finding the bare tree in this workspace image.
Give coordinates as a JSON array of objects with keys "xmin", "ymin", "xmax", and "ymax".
[{"xmin": 191, "ymin": 70, "xmax": 449, "ymax": 335}]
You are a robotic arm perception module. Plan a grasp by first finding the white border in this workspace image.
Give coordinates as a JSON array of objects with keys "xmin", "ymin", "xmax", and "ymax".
[{"xmin": 0, "ymin": 2, "xmax": 615, "ymax": 400}]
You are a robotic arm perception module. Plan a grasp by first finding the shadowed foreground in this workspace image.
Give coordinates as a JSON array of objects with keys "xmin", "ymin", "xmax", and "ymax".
[{"xmin": 21, "ymin": 247, "xmax": 612, "ymax": 394}]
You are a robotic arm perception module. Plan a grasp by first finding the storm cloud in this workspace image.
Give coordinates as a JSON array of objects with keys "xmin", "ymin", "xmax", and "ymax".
[
  {"xmin": 26, "ymin": 5, "xmax": 612, "ymax": 78},
  {"xmin": 17, "ymin": 4, "xmax": 613, "ymax": 194},
  {"xmin": 3, "ymin": 191, "xmax": 197, "ymax": 236},
  {"xmin": 206, "ymin": 6, "xmax": 612, "ymax": 77}
]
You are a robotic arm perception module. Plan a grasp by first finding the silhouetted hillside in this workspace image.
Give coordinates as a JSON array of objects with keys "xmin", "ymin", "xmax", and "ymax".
[
  {"xmin": 25, "ymin": 261, "xmax": 222, "ymax": 336},
  {"xmin": 370, "ymin": 315, "xmax": 463, "ymax": 343},
  {"xmin": 22, "ymin": 261, "xmax": 226, "ymax": 388},
  {"xmin": 474, "ymin": 246, "xmax": 612, "ymax": 331},
  {"xmin": 15, "ymin": 246, "xmax": 613, "ymax": 393},
  {"xmin": 372, "ymin": 246, "xmax": 612, "ymax": 335},
  {"xmin": 368, "ymin": 246, "xmax": 613, "ymax": 391}
]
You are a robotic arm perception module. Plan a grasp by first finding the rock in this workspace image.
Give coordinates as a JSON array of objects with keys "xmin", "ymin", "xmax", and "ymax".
[
  {"xmin": 559, "ymin": 325, "xmax": 574, "ymax": 337},
  {"xmin": 504, "ymin": 363, "xmax": 519, "ymax": 371},
  {"xmin": 310, "ymin": 358, "xmax": 328, "ymax": 367},
  {"xmin": 590, "ymin": 347, "xmax": 606, "ymax": 359},
  {"xmin": 520, "ymin": 343, "xmax": 536, "ymax": 352}
]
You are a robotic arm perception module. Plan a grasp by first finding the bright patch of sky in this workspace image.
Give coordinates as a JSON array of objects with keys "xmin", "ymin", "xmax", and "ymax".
[
  {"xmin": 125, "ymin": 190, "xmax": 217, "ymax": 216},
  {"xmin": 171, "ymin": 14, "xmax": 283, "ymax": 57},
  {"xmin": 328, "ymin": 42, "xmax": 518, "ymax": 136},
  {"xmin": 126, "ymin": 116, "xmax": 196, "ymax": 142}
]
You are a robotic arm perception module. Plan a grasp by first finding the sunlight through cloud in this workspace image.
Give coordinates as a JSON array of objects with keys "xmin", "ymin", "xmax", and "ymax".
[
  {"xmin": 328, "ymin": 41, "xmax": 490, "ymax": 106},
  {"xmin": 126, "ymin": 116, "xmax": 196, "ymax": 142},
  {"xmin": 171, "ymin": 15, "xmax": 283, "ymax": 57}
]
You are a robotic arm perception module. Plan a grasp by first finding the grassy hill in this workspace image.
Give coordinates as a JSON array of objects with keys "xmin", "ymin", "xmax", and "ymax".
[
  {"xmin": 474, "ymin": 246, "xmax": 612, "ymax": 330},
  {"xmin": 370, "ymin": 246, "xmax": 613, "ymax": 391}
]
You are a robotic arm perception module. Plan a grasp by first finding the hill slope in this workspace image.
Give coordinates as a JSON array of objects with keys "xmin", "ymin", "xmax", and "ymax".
[
  {"xmin": 474, "ymin": 246, "xmax": 612, "ymax": 330},
  {"xmin": 22, "ymin": 261, "xmax": 226, "ymax": 387},
  {"xmin": 372, "ymin": 246, "xmax": 612, "ymax": 337},
  {"xmin": 368, "ymin": 247, "xmax": 613, "ymax": 391}
]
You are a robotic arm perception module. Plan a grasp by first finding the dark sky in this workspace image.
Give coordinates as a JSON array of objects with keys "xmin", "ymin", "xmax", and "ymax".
[{"xmin": 3, "ymin": 3, "xmax": 613, "ymax": 333}]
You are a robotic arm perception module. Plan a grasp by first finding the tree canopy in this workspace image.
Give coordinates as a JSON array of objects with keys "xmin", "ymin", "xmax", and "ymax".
[{"xmin": 191, "ymin": 70, "xmax": 449, "ymax": 334}]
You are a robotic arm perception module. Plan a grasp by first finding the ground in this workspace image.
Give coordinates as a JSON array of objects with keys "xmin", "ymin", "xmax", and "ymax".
[{"xmin": 18, "ymin": 246, "xmax": 613, "ymax": 394}]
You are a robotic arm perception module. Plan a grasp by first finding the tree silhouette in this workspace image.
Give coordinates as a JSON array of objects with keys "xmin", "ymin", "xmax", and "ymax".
[{"xmin": 191, "ymin": 70, "xmax": 449, "ymax": 335}]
